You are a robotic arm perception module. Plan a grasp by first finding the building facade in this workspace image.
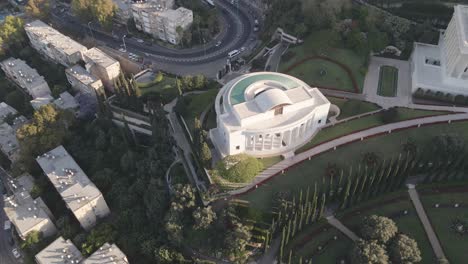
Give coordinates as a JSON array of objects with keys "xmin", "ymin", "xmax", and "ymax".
[
  {"xmin": 131, "ymin": 1, "xmax": 193, "ymax": 44},
  {"xmin": 0, "ymin": 58, "xmax": 51, "ymax": 99},
  {"xmin": 210, "ymin": 72, "xmax": 330, "ymax": 157},
  {"xmin": 24, "ymin": 20, "xmax": 88, "ymax": 67},
  {"xmin": 83, "ymin": 48, "xmax": 121, "ymax": 89},
  {"xmin": 66, "ymin": 65, "xmax": 104, "ymax": 97},
  {"xmin": 36, "ymin": 146, "xmax": 111, "ymax": 231},
  {"xmin": 0, "ymin": 102, "xmax": 27, "ymax": 161},
  {"xmin": 411, "ymin": 5, "xmax": 468, "ymax": 96}
]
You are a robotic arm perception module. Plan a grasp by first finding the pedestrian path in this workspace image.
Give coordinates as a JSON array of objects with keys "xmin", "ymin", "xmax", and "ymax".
[
  {"xmin": 326, "ymin": 216, "xmax": 360, "ymax": 241},
  {"xmin": 407, "ymin": 184, "xmax": 447, "ymax": 260},
  {"xmin": 230, "ymin": 113, "xmax": 468, "ymax": 196}
]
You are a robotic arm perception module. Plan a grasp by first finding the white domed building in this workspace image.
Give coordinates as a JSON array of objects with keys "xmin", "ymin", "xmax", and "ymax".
[{"xmin": 210, "ymin": 72, "xmax": 331, "ymax": 158}]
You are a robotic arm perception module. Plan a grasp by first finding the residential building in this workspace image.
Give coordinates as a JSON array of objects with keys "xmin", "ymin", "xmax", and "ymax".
[
  {"xmin": 53, "ymin": 91, "xmax": 80, "ymax": 113},
  {"xmin": 36, "ymin": 146, "xmax": 111, "ymax": 231},
  {"xmin": 131, "ymin": 1, "xmax": 193, "ymax": 44},
  {"xmin": 3, "ymin": 174, "xmax": 57, "ymax": 240},
  {"xmin": 210, "ymin": 72, "xmax": 330, "ymax": 157},
  {"xmin": 0, "ymin": 102, "xmax": 27, "ymax": 161},
  {"xmin": 30, "ymin": 95, "xmax": 54, "ymax": 110},
  {"xmin": 82, "ymin": 243, "xmax": 129, "ymax": 264},
  {"xmin": 0, "ymin": 58, "xmax": 51, "ymax": 99},
  {"xmin": 35, "ymin": 236, "xmax": 84, "ymax": 264},
  {"xmin": 411, "ymin": 5, "xmax": 468, "ymax": 96},
  {"xmin": 24, "ymin": 20, "xmax": 88, "ymax": 67},
  {"xmin": 66, "ymin": 65, "xmax": 104, "ymax": 97},
  {"xmin": 83, "ymin": 48, "xmax": 121, "ymax": 89}
]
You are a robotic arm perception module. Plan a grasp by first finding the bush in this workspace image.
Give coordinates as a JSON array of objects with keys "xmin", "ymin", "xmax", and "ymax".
[
  {"xmin": 360, "ymin": 215, "xmax": 398, "ymax": 244},
  {"xmin": 380, "ymin": 107, "xmax": 399, "ymax": 124},
  {"xmin": 389, "ymin": 234, "xmax": 422, "ymax": 264},
  {"xmin": 216, "ymin": 154, "xmax": 263, "ymax": 183},
  {"xmin": 154, "ymin": 71, "xmax": 164, "ymax": 83},
  {"xmin": 351, "ymin": 239, "xmax": 389, "ymax": 264}
]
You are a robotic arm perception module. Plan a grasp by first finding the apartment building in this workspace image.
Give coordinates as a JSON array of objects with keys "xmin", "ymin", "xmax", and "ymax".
[
  {"xmin": 53, "ymin": 91, "xmax": 80, "ymax": 113},
  {"xmin": 3, "ymin": 174, "xmax": 57, "ymax": 240},
  {"xmin": 24, "ymin": 20, "xmax": 88, "ymax": 67},
  {"xmin": 82, "ymin": 243, "xmax": 129, "ymax": 264},
  {"xmin": 0, "ymin": 58, "xmax": 51, "ymax": 99},
  {"xmin": 66, "ymin": 65, "xmax": 104, "ymax": 97},
  {"xmin": 35, "ymin": 236, "xmax": 84, "ymax": 264},
  {"xmin": 36, "ymin": 146, "xmax": 111, "ymax": 231},
  {"xmin": 131, "ymin": 0, "xmax": 193, "ymax": 44},
  {"xmin": 0, "ymin": 102, "xmax": 27, "ymax": 161},
  {"xmin": 83, "ymin": 48, "xmax": 121, "ymax": 89}
]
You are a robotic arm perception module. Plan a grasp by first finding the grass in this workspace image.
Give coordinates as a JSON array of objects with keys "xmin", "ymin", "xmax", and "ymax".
[
  {"xmin": 378, "ymin": 66, "xmax": 399, "ymax": 97},
  {"xmin": 137, "ymin": 74, "xmax": 178, "ymax": 102},
  {"xmin": 297, "ymin": 108, "xmax": 450, "ymax": 153},
  {"xmin": 279, "ymin": 30, "xmax": 367, "ymax": 92},
  {"xmin": 258, "ymin": 156, "xmax": 283, "ymax": 169},
  {"xmin": 182, "ymin": 89, "xmax": 219, "ymax": 137},
  {"xmin": 240, "ymin": 121, "xmax": 468, "ymax": 212},
  {"xmin": 338, "ymin": 192, "xmax": 436, "ymax": 263},
  {"xmin": 327, "ymin": 97, "xmax": 381, "ymax": 120},
  {"xmin": 169, "ymin": 162, "xmax": 189, "ymax": 185},
  {"xmin": 420, "ymin": 191, "xmax": 468, "ymax": 263}
]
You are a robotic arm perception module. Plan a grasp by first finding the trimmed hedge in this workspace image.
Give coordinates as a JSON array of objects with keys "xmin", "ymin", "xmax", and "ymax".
[{"xmin": 413, "ymin": 88, "xmax": 468, "ymax": 106}]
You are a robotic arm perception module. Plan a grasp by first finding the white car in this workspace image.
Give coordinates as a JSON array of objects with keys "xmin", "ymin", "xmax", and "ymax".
[
  {"xmin": 4, "ymin": 220, "xmax": 11, "ymax": 230},
  {"xmin": 240, "ymin": 46, "xmax": 246, "ymax": 52},
  {"xmin": 12, "ymin": 248, "xmax": 21, "ymax": 259},
  {"xmin": 215, "ymin": 41, "xmax": 222, "ymax": 47},
  {"xmin": 118, "ymin": 48, "xmax": 126, "ymax": 53},
  {"xmin": 136, "ymin": 39, "xmax": 144, "ymax": 43}
]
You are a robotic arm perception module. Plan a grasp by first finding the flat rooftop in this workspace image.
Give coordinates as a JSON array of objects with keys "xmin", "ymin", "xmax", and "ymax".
[
  {"xmin": 0, "ymin": 123, "xmax": 20, "ymax": 157},
  {"xmin": 25, "ymin": 20, "xmax": 87, "ymax": 56},
  {"xmin": 0, "ymin": 58, "xmax": 50, "ymax": 97},
  {"xmin": 54, "ymin": 92, "xmax": 79, "ymax": 110},
  {"xmin": 36, "ymin": 145, "xmax": 103, "ymax": 213},
  {"xmin": 0, "ymin": 102, "xmax": 27, "ymax": 129},
  {"xmin": 84, "ymin": 47, "xmax": 119, "ymax": 68},
  {"xmin": 35, "ymin": 236, "xmax": 84, "ymax": 264},
  {"xmin": 455, "ymin": 5, "xmax": 468, "ymax": 48},
  {"xmin": 82, "ymin": 243, "xmax": 129, "ymax": 264},
  {"xmin": 160, "ymin": 7, "xmax": 192, "ymax": 21},
  {"xmin": 66, "ymin": 65, "xmax": 102, "ymax": 88}
]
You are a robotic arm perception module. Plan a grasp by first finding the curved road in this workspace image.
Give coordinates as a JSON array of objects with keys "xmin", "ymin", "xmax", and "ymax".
[{"xmin": 52, "ymin": 0, "xmax": 254, "ymax": 65}]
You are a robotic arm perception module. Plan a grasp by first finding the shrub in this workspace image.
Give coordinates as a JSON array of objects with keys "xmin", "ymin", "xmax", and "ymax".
[
  {"xmin": 154, "ymin": 71, "xmax": 164, "ymax": 83},
  {"xmin": 351, "ymin": 239, "xmax": 389, "ymax": 264},
  {"xmin": 380, "ymin": 107, "xmax": 399, "ymax": 124},
  {"xmin": 216, "ymin": 154, "xmax": 263, "ymax": 183},
  {"xmin": 360, "ymin": 215, "xmax": 398, "ymax": 244},
  {"xmin": 389, "ymin": 234, "xmax": 422, "ymax": 264}
]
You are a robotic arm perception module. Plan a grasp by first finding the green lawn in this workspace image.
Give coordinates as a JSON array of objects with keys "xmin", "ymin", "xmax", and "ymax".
[
  {"xmin": 182, "ymin": 89, "xmax": 219, "ymax": 137},
  {"xmin": 378, "ymin": 66, "xmax": 399, "ymax": 97},
  {"xmin": 258, "ymin": 156, "xmax": 283, "ymax": 169},
  {"xmin": 420, "ymin": 191, "xmax": 468, "ymax": 263},
  {"xmin": 338, "ymin": 192, "xmax": 436, "ymax": 264},
  {"xmin": 240, "ymin": 121, "xmax": 468, "ymax": 212},
  {"xmin": 169, "ymin": 162, "xmax": 189, "ymax": 185},
  {"xmin": 279, "ymin": 30, "xmax": 367, "ymax": 92},
  {"xmin": 137, "ymin": 75, "xmax": 178, "ymax": 102},
  {"xmin": 297, "ymin": 108, "xmax": 450, "ymax": 153},
  {"xmin": 328, "ymin": 97, "xmax": 381, "ymax": 120}
]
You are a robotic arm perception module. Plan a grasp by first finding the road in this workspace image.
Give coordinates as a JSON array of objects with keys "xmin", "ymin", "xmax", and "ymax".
[
  {"xmin": 51, "ymin": 0, "xmax": 255, "ymax": 66},
  {"xmin": 0, "ymin": 168, "xmax": 17, "ymax": 264}
]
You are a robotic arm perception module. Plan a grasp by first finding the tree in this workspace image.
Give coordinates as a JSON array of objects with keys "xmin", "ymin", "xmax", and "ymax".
[
  {"xmin": 360, "ymin": 215, "xmax": 398, "ymax": 244},
  {"xmin": 216, "ymin": 154, "xmax": 263, "ymax": 183},
  {"xmin": 81, "ymin": 223, "xmax": 117, "ymax": 255},
  {"xmin": 0, "ymin": 16, "xmax": 26, "ymax": 54},
  {"xmin": 155, "ymin": 246, "xmax": 187, "ymax": 263},
  {"xmin": 389, "ymin": 234, "xmax": 422, "ymax": 264},
  {"xmin": 21, "ymin": 230, "xmax": 42, "ymax": 249},
  {"xmin": 26, "ymin": 0, "xmax": 50, "ymax": 20},
  {"xmin": 71, "ymin": 0, "xmax": 116, "ymax": 30},
  {"xmin": 223, "ymin": 221, "xmax": 252, "ymax": 262},
  {"xmin": 381, "ymin": 107, "xmax": 399, "ymax": 124},
  {"xmin": 193, "ymin": 206, "xmax": 217, "ymax": 230},
  {"xmin": 351, "ymin": 239, "xmax": 389, "ymax": 264},
  {"xmin": 171, "ymin": 184, "xmax": 196, "ymax": 211},
  {"xmin": 154, "ymin": 71, "xmax": 164, "ymax": 83},
  {"xmin": 200, "ymin": 142, "xmax": 212, "ymax": 168}
]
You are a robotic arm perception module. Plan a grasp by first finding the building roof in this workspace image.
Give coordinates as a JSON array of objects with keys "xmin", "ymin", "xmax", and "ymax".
[
  {"xmin": 454, "ymin": 5, "xmax": 468, "ymax": 50},
  {"xmin": 36, "ymin": 145, "xmax": 104, "ymax": 213},
  {"xmin": 0, "ymin": 102, "xmax": 28, "ymax": 129},
  {"xmin": 30, "ymin": 95, "xmax": 54, "ymax": 110},
  {"xmin": 0, "ymin": 123, "xmax": 20, "ymax": 158},
  {"xmin": 24, "ymin": 20, "xmax": 88, "ymax": 56},
  {"xmin": 84, "ymin": 48, "xmax": 119, "ymax": 69},
  {"xmin": 54, "ymin": 92, "xmax": 79, "ymax": 110},
  {"xmin": 35, "ymin": 236, "xmax": 84, "ymax": 264},
  {"xmin": 254, "ymin": 89, "xmax": 292, "ymax": 112},
  {"xmin": 159, "ymin": 7, "xmax": 192, "ymax": 21},
  {"xmin": 82, "ymin": 243, "xmax": 129, "ymax": 264},
  {"xmin": 66, "ymin": 65, "xmax": 103, "ymax": 91},
  {"xmin": 0, "ymin": 58, "xmax": 51, "ymax": 98}
]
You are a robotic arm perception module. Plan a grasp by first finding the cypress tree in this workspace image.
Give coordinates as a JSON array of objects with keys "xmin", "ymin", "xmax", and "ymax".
[
  {"xmin": 388, "ymin": 154, "xmax": 402, "ymax": 192},
  {"xmin": 299, "ymin": 189, "xmax": 303, "ymax": 209},
  {"xmin": 288, "ymin": 250, "xmax": 293, "ymax": 264},
  {"xmin": 318, "ymin": 193, "xmax": 326, "ymax": 219},
  {"xmin": 279, "ymin": 227, "xmax": 286, "ymax": 262},
  {"xmin": 336, "ymin": 169, "xmax": 344, "ymax": 196},
  {"xmin": 286, "ymin": 219, "xmax": 292, "ymax": 245},
  {"xmin": 349, "ymin": 173, "xmax": 361, "ymax": 207},
  {"xmin": 328, "ymin": 174, "xmax": 334, "ymax": 199},
  {"xmin": 379, "ymin": 157, "xmax": 395, "ymax": 194},
  {"xmin": 341, "ymin": 177, "xmax": 352, "ymax": 209},
  {"xmin": 311, "ymin": 184, "xmax": 318, "ymax": 222},
  {"xmin": 299, "ymin": 256, "xmax": 303, "ymax": 264},
  {"xmin": 357, "ymin": 166, "xmax": 369, "ymax": 202},
  {"xmin": 372, "ymin": 159, "xmax": 387, "ymax": 197},
  {"xmin": 292, "ymin": 212, "xmax": 298, "ymax": 237},
  {"xmin": 305, "ymin": 201, "xmax": 312, "ymax": 225},
  {"xmin": 298, "ymin": 204, "xmax": 304, "ymax": 231}
]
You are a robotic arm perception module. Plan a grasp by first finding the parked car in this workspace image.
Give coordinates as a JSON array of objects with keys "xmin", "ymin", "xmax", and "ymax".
[
  {"xmin": 4, "ymin": 220, "xmax": 11, "ymax": 231},
  {"xmin": 118, "ymin": 48, "xmax": 126, "ymax": 53},
  {"xmin": 136, "ymin": 39, "xmax": 144, "ymax": 43},
  {"xmin": 12, "ymin": 248, "xmax": 21, "ymax": 259},
  {"xmin": 215, "ymin": 41, "xmax": 222, "ymax": 47},
  {"xmin": 240, "ymin": 46, "xmax": 246, "ymax": 52}
]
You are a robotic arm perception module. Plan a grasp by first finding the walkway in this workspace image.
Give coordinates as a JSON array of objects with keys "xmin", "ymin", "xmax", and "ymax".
[
  {"xmin": 326, "ymin": 216, "xmax": 360, "ymax": 241},
  {"xmin": 265, "ymin": 43, "xmax": 289, "ymax": 72},
  {"xmin": 230, "ymin": 113, "xmax": 468, "ymax": 196},
  {"xmin": 407, "ymin": 184, "xmax": 447, "ymax": 260}
]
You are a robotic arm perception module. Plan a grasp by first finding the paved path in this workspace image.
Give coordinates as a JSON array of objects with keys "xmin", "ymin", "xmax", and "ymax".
[
  {"xmin": 230, "ymin": 113, "xmax": 468, "ymax": 196},
  {"xmin": 265, "ymin": 43, "xmax": 289, "ymax": 72},
  {"xmin": 407, "ymin": 184, "xmax": 447, "ymax": 260},
  {"xmin": 326, "ymin": 216, "xmax": 360, "ymax": 241}
]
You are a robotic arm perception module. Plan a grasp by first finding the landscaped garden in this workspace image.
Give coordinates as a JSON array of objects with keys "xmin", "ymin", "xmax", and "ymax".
[
  {"xmin": 169, "ymin": 162, "xmax": 189, "ymax": 185},
  {"xmin": 241, "ymin": 121, "xmax": 468, "ymax": 212},
  {"xmin": 137, "ymin": 72, "xmax": 178, "ymax": 101},
  {"xmin": 297, "ymin": 107, "xmax": 450, "ymax": 153},
  {"xmin": 279, "ymin": 30, "xmax": 368, "ymax": 93},
  {"xmin": 378, "ymin": 66, "xmax": 399, "ymax": 97},
  {"xmin": 420, "ymin": 189, "xmax": 468, "ymax": 263},
  {"xmin": 327, "ymin": 97, "xmax": 380, "ymax": 120}
]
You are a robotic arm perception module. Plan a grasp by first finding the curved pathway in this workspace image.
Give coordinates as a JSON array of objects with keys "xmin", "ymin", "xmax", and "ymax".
[{"xmin": 230, "ymin": 113, "xmax": 468, "ymax": 196}]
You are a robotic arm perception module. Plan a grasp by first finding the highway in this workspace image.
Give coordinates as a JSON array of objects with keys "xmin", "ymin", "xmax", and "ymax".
[{"xmin": 51, "ymin": 0, "xmax": 256, "ymax": 66}]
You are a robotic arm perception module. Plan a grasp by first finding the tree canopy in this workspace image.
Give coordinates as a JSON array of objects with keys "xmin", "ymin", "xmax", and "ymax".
[
  {"xmin": 71, "ymin": 0, "xmax": 116, "ymax": 30},
  {"xmin": 389, "ymin": 234, "xmax": 422, "ymax": 264},
  {"xmin": 351, "ymin": 239, "xmax": 389, "ymax": 264},
  {"xmin": 26, "ymin": 0, "xmax": 51, "ymax": 20},
  {"xmin": 216, "ymin": 154, "xmax": 263, "ymax": 183},
  {"xmin": 0, "ymin": 16, "xmax": 26, "ymax": 55},
  {"xmin": 360, "ymin": 215, "xmax": 398, "ymax": 244}
]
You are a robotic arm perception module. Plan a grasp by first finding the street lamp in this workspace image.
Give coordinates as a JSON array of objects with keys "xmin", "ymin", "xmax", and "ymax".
[
  {"xmin": 87, "ymin": 21, "xmax": 95, "ymax": 40},
  {"xmin": 122, "ymin": 34, "xmax": 127, "ymax": 52}
]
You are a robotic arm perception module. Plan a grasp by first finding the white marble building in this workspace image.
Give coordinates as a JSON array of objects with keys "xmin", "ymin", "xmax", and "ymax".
[
  {"xmin": 411, "ymin": 5, "xmax": 468, "ymax": 96},
  {"xmin": 210, "ymin": 72, "xmax": 330, "ymax": 157}
]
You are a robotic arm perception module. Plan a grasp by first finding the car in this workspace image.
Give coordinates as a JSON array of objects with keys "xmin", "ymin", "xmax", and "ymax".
[
  {"xmin": 12, "ymin": 248, "xmax": 21, "ymax": 259},
  {"xmin": 4, "ymin": 220, "xmax": 11, "ymax": 230},
  {"xmin": 253, "ymin": 26, "xmax": 259, "ymax": 32},
  {"xmin": 215, "ymin": 41, "xmax": 222, "ymax": 47},
  {"xmin": 136, "ymin": 39, "xmax": 144, "ymax": 43},
  {"xmin": 118, "ymin": 48, "xmax": 126, "ymax": 53},
  {"xmin": 240, "ymin": 46, "xmax": 246, "ymax": 52}
]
